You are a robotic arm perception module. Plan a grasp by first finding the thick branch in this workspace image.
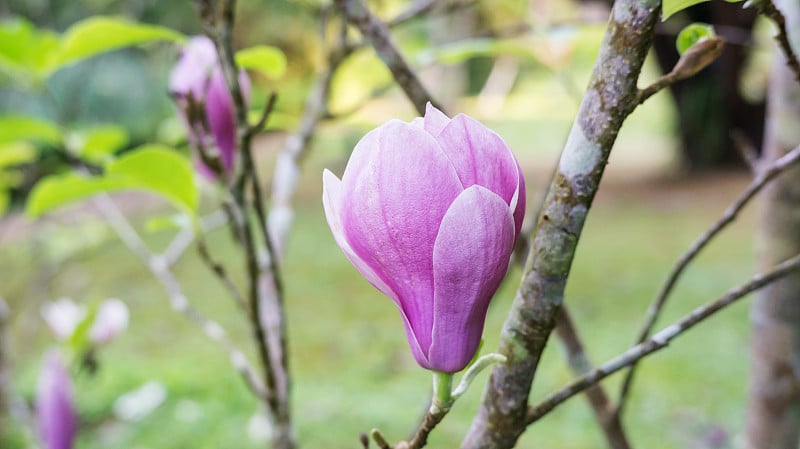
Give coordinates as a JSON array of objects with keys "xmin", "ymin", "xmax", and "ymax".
[
  {"xmin": 617, "ymin": 143, "xmax": 800, "ymax": 412},
  {"xmin": 761, "ymin": 0, "xmax": 800, "ymax": 84},
  {"xmin": 335, "ymin": 0, "xmax": 442, "ymax": 115},
  {"xmin": 462, "ymin": 1, "xmax": 660, "ymax": 447},
  {"xmin": 527, "ymin": 252, "xmax": 800, "ymax": 423}
]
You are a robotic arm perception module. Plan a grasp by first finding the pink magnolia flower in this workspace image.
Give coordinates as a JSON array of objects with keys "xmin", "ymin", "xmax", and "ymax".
[
  {"xmin": 169, "ymin": 36, "xmax": 250, "ymax": 178},
  {"xmin": 323, "ymin": 103, "xmax": 525, "ymax": 373},
  {"xmin": 36, "ymin": 352, "xmax": 76, "ymax": 449},
  {"xmin": 89, "ymin": 298, "xmax": 129, "ymax": 344}
]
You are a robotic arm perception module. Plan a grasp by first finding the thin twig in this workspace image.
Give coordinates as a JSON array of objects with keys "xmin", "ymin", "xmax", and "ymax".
[
  {"xmin": 163, "ymin": 210, "xmax": 229, "ymax": 266},
  {"xmin": 335, "ymin": 0, "xmax": 442, "ymax": 115},
  {"xmin": 528, "ymin": 252, "xmax": 800, "ymax": 423},
  {"xmin": 760, "ymin": 0, "xmax": 800, "ymax": 84},
  {"xmin": 91, "ymin": 194, "xmax": 266, "ymax": 398},
  {"xmin": 555, "ymin": 307, "xmax": 632, "ymax": 449},
  {"xmin": 616, "ymin": 143, "xmax": 800, "ymax": 414},
  {"xmin": 407, "ymin": 409, "xmax": 448, "ymax": 449},
  {"xmin": 196, "ymin": 235, "xmax": 248, "ymax": 312}
]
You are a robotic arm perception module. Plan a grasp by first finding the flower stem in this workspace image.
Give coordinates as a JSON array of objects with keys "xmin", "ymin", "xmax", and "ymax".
[{"xmin": 432, "ymin": 371, "xmax": 454, "ymax": 413}]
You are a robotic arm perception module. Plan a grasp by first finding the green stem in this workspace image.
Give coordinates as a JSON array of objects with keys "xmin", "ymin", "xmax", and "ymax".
[{"xmin": 432, "ymin": 371, "xmax": 454, "ymax": 413}]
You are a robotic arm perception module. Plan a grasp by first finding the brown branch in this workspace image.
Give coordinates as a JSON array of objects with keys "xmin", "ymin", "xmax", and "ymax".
[
  {"xmin": 527, "ymin": 252, "xmax": 800, "ymax": 423},
  {"xmin": 616, "ymin": 143, "xmax": 800, "ymax": 414},
  {"xmin": 555, "ymin": 307, "xmax": 632, "ymax": 449},
  {"xmin": 461, "ymin": 0, "xmax": 660, "ymax": 446},
  {"xmin": 407, "ymin": 409, "xmax": 448, "ymax": 449},
  {"xmin": 196, "ymin": 235, "xmax": 248, "ymax": 313},
  {"xmin": 334, "ymin": 0, "xmax": 442, "ymax": 115},
  {"xmin": 760, "ymin": 0, "xmax": 800, "ymax": 84}
]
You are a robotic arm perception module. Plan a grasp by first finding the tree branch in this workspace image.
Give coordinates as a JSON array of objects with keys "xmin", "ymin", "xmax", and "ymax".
[
  {"xmin": 334, "ymin": 0, "xmax": 442, "ymax": 115},
  {"xmin": 527, "ymin": 252, "xmax": 800, "ymax": 423},
  {"xmin": 616, "ymin": 143, "xmax": 800, "ymax": 413},
  {"xmin": 760, "ymin": 0, "xmax": 800, "ymax": 84},
  {"xmin": 91, "ymin": 194, "xmax": 266, "ymax": 399},
  {"xmin": 555, "ymin": 307, "xmax": 632, "ymax": 449},
  {"xmin": 462, "ymin": 0, "xmax": 660, "ymax": 446}
]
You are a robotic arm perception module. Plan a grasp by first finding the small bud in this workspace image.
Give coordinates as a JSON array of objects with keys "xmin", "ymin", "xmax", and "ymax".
[
  {"xmin": 36, "ymin": 352, "xmax": 76, "ymax": 449},
  {"xmin": 671, "ymin": 37, "xmax": 724, "ymax": 80}
]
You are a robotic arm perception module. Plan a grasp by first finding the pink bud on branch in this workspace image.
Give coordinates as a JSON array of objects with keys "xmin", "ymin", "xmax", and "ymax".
[
  {"xmin": 323, "ymin": 103, "xmax": 525, "ymax": 373},
  {"xmin": 36, "ymin": 352, "xmax": 76, "ymax": 449},
  {"xmin": 169, "ymin": 36, "xmax": 250, "ymax": 179}
]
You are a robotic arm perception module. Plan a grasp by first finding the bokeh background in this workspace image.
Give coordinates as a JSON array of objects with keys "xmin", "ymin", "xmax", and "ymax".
[{"xmin": 0, "ymin": 0, "xmax": 777, "ymax": 448}]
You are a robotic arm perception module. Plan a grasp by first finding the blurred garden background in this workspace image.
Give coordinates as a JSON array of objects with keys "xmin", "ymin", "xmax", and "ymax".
[{"xmin": 0, "ymin": 0, "xmax": 781, "ymax": 448}]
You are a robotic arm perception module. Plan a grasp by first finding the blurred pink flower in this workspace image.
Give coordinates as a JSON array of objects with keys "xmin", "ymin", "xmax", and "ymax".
[
  {"xmin": 40, "ymin": 298, "xmax": 84, "ymax": 341},
  {"xmin": 36, "ymin": 351, "xmax": 76, "ymax": 449},
  {"xmin": 89, "ymin": 298, "xmax": 129, "ymax": 344},
  {"xmin": 170, "ymin": 36, "xmax": 250, "ymax": 178},
  {"xmin": 323, "ymin": 103, "xmax": 525, "ymax": 373}
]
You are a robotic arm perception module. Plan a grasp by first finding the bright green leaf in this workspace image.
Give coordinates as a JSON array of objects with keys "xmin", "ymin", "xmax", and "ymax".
[
  {"xmin": 417, "ymin": 38, "xmax": 532, "ymax": 65},
  {"xmin": 0, "ymin": 116, "xmax": 62, "ymax": 145},
  {"xmin": 0, "ymin": 142, "xmax": 37, "ymax": 168},
  {"xmin": 235, "ymin": 45, "xmax": 287, "ymax": 79},
  {"xmin": 106, "ymin": 145, "xmax": 198, "ymax": 214},
  {"xmin": 26, "ymin": 173, "xmax": 125, "ymax": 217},
  {"xmin": 676, "ymin": 23, "xmax": 716, "ymax": 55},
  {"xmin": 0, "ymin": 169, "xmax": 24, "ymax": 188},
  {"xmin": 0, "ymin": 18, "xmax": 59, "ymax": 79},
  {"xmin": 145, "ymin": 214, "xmax": 191, "ymax": 233},
  {"xmin": 78, "ymin": 125, "xmax": 129, "ymax": 163},
  {"xmin": 53, "ymin": 16, "xmax": 184, "ymax": 73}
]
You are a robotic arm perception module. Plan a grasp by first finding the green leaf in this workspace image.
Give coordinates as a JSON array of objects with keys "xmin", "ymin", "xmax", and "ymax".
[
  {"xmin": 235, "ymin": 45, "xmax": 287, "ymax": 79},
  {"xmin": 676, "ymin": 23, "xmax": 716, "ymax": 55},
  {"xmin": 76, "ymin": 125, "xmax": 129, "ymax": 163},
  {"xmin": 52, "ymin": 16, "xmax": 184, "ymax": 73},
  {"xmin": 106, "ymin": 145, "xmax": 198, "ymax": 214},
  {"xmin": 145, "ymin": 214, "xmax": 192, "ymax": 233},
  {"xmin": 26, "ymin": 145, "xmax": 198, "ymax": 218},
  {"xmin": 417, "ymin": 38, "xmax": 532, "ymax": 65},
  {"xmin": 0, "ymin": 18, "xmax": 59, "ymax": 78},
  {"xmin": 0, "ymin": 169, "xmax": 24, "ymax": 188},
  {"xmin": 0, "ymin": 116, "xmax": 62, "ymax": 145},
  {"xmin": 662, "ymin": 0, "xmax": 744, "ymax": 20},
  {"xmin": 0, "ymin": 141, "xmax": 37, "ymax": 168},
  {"xmin": 26, "ymin": 172, "xmax": 124, "ymax": 217}
]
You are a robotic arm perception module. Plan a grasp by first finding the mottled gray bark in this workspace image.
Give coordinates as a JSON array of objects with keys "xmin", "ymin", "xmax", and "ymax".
[
  {"xmin": 746, "ymin": 0, "xmax": 800, "ymax": 447},
  {"xmin": 461, "ymin": 0, "xmax": 660, "ymax": 447}
]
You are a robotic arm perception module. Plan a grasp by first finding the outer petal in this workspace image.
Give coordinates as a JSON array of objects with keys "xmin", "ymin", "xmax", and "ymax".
[
  {"xmin": 421, "ymin": 102, "xmax": 451, "ymax": 136},
  {"xmin": 322, "ymin": 169, "xmax": 430, "ymax": 366},
  {"xmin": 205, "ymin": 70, "xmax": 240, "ymax": 173},
  {"xmin": 339, "ymin": 120, "xmax": 463, "ymax": 357},
  {"xmin": 37, "ymin": 351, "xmax": 76, "ymax": 449},
  {"xmin": 435, "ymin": 114, "xmax": 521, "ymax": 230},
  {"xmin": 169, "ymin": 36, "xmax": 217, "ymax": 98},
  {"xmin": 428, "ymin": 186, "xmax": 515, "ymax": 372}
]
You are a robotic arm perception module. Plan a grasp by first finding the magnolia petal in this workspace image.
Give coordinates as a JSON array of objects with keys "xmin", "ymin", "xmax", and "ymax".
[
  {"xmin": 37, "ymin": 352, "xmax": 76, "ymax": 449},
  {"xmin": 323, "ymin": 169, "xmax": 430, "ymax": 365},
  {"xmin": 169, "ymin": 36, "xmax": 217, "ymax": 98},
  {"xmin": 436, "ymin": 114, "xmax": 520, "ymax": 213},
  {"xmin": 205, "ymin": 69, "xmax": 250, "ymax": 173},
  {"xmin": 429, "ymin": 186, "xmax": 515, "ymax": 372},
  {"xmin": 339, "ymin": 120, "xmax": 463, "ymax": 355},
  {"xmin": 422, "ymin": 102, "xmax": 450, "ymax": 136},
  {"xmin": 512, "ymin": 161, "xmax": 526, "ymax": 240}
]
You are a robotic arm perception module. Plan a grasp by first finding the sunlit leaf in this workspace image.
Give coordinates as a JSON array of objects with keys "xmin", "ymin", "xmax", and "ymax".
[
  {"xmin": 235, "ymin": 45, "xmax": 287, "ymax": 79},
  {"xmin": 663, "ymin": 0, "xmax": 744, "ymax": 20},
  {"xmin": 77, "ymin": 125, "xmax": 129, "ymax": 163},
  {"xmin": 53, "ymin": 16, "xmax": 184, "ymax": 72},
  {"xmin": 0, "ymin": 18, "xmax": 59, "ymax": 78},
  {"xmin": 26, "ymin": 173, "xmax": 125, "ymax": 217},
  {"xmin": 329, "ymin": 49, "xmax": 392, "ymax": 114},
  {"xmin": 145, "ymin": 214, "xmax": 191, "ymax": 233},
  {"xmin": 26, "ymin": 145, "xmax": 197, "ymax": 217},
  {"xmin": 106, "ymin": 145, "xmax": 198, "ymax": 214},
  {"xmin": 0, "ymin": 141, "xmax": 37, "ymax": 168},
  {"xmin": 417, "ymin": 38, "xmax": 532, "ymax": 65},
  {"xmin": 0, "ymin": 116, "xmax": 62, "ymax": 145},
  {"xmin": 0, "ymin": 169, "xmax": 24, "ymax": 188},
  {"xmin": 676, "ymin": 23, "xmax": 716, "ymax": 55}
]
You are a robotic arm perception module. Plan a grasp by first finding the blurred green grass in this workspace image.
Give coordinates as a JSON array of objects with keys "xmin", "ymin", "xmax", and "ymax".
[{"xmin": 0, "ymin": 54, "xmax": 759, "ymax": 449}]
